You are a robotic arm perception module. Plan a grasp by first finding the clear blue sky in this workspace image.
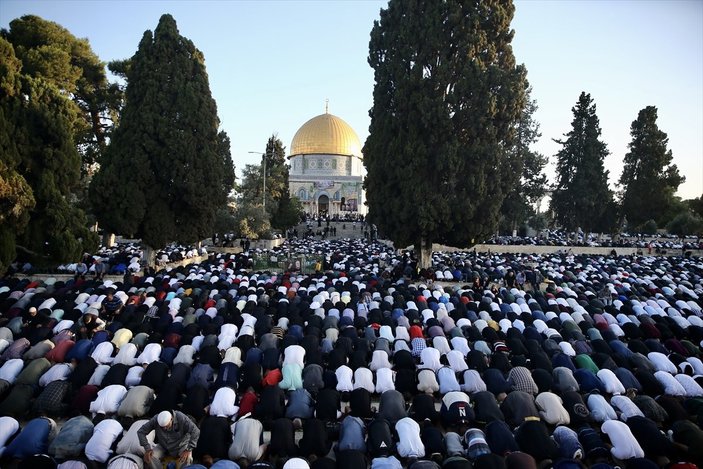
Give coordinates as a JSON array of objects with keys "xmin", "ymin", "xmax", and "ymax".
[{"xmin": 2, "ymin": 0, "xmax": 701, "ymax": 200}]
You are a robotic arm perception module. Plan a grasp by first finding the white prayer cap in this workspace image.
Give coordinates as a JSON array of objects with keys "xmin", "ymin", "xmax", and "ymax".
[{"xmin": 157, "ymin": 411, "xmax": 172, "ymax": 427}]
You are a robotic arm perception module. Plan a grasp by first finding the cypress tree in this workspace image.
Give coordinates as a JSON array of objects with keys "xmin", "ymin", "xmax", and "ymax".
[
  {"xmin": 364, "ymin": 0, "xmax": 527, "ymax": 266},
  {"xmin": 90, "ymin": 14, "xmax": 235, "ymax": 257},
  {"xmin": 619, "ymin": 106, "xmax": 684, "ymax": 229},
  {"xmin": 550, "ymin": 92, "xmax": 613, "ymax": 235}
]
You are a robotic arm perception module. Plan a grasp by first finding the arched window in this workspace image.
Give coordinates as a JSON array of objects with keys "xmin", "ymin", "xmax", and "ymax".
[
  {"xmin": 298, "ymin": 188, "xmax": 306, "ymax": 200},
  {"xmin": 334, "ymin": 191, "xmax": 340, "ymax": 201}
]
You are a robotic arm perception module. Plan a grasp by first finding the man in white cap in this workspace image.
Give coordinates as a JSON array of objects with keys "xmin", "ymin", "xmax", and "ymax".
[{"xmin": 137, "ymin": 410, "xmax": 200, "ymax": 469}]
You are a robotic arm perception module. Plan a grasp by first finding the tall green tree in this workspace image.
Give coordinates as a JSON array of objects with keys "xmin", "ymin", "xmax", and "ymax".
[
  {"xmin": 261, "ymin": 134, "xmax": 301, "ymax": 231},
  {"xmin": 685, "ymin": 194, "xmax": 703, "ymax": 219},
  {"xmin": 262, "ymin": 134, "xmax": 288, "ymax": 207},
  {"xmin": 0, "ymin": 37, "xmax": 35, "ymax": 272},
  {"xmin": 90, "ymin": 14, "xmax": 234, "ymax": 259},
  {"xmin": 4, "ymin": 15, "xmax": 121, "ymax": 179},
  {"xmin": 364, "ymin": 0, "xmax": 527, "ymax": 266},
  {"xmin": 619, "ymin": 106, "xmax": 684, "ymax": 229},
  {"xmin": 499, "ymin": 88, "xmax": 548, "ymax": 234},
  {"xmin": 550, "ymin": 92, "xmax": 613, "ymax": 235},
  {"xmin": 667, "ymin": 212, "xmax": 703, "ymax": 238},
  {"xmin": 0, "ymin": 26, "xmax": 99, "ymax": 270}
]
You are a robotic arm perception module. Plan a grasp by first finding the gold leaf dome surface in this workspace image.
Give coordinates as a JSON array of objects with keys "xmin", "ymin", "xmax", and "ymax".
[{"xmin": 290, "ymin": 113, "xmax": 362, "ymax": 157}]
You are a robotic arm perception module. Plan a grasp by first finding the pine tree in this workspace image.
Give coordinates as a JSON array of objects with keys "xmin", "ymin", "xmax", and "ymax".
[
  {"xmin": 550, "ymin": 92, "xmax": 613, "ymax": 235},
  {"xmin": 364, "ymin": 0, "xmax": 527, "ymax": 266},
  {"xmin": 90, "ymin": 15, "xmax": 235, "ymax": 258},
  {"xmin": 619, "ymin": 106, "xmax": 684, "ymax": 229}
]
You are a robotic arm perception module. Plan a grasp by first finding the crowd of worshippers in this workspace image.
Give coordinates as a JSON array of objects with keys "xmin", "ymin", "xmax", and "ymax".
[
  {"xmin": 0, "ymin": 240, "xmax": 703, "ymax": 469},
  {"xmin": 51, "ymin": 244, "xmax": 206, "ymax": 279},
  {"xmin": 486, "ymin": 232, "xmax": 702, "ymax": 252}
]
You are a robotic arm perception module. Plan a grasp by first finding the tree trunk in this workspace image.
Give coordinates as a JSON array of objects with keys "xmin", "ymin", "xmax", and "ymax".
[
  {"xmin": 143, "ymin": 245, "xmax": 156, "ymax": 269},
  {"xmin": 102, "ymin": 232, "xmax": 115, "ymax": 248},
  {"xmin": 416, "ymin": 237, "xmax": 433, "ymax": 269}
]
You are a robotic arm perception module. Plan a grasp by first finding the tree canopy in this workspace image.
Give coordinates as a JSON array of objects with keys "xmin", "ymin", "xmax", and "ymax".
[
  {"xmin": 90, "ymin": 14, "xmax": 235, "ymax": 251},
  {"xmin": 364, "ymin": 0, "xmax": 527, "ymax": 266},
  {"xmin": 550, "ymin": 92, "xmax": 613, "ymax": 234},
  {"xmin": 619, "ymin": 106, "xmax": 684, "ymax": 229},
  {"xmin": 4, "ymin": 15, "xmax": 121, "ymax": 178},
  {"xmin": 0, "ymin": 16, "xmax": 105, "ymax": 271}
]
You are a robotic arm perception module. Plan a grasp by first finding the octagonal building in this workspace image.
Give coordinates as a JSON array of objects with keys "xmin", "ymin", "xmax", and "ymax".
[{"xmin": 288, "ymin": 111, "xmax": 367, "ymax": 216}]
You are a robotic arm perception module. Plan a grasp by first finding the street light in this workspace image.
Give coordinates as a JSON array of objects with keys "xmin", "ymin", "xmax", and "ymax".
[{"xmin": 248, "ymin": 151, "xmax": 268, "ymax": 213}]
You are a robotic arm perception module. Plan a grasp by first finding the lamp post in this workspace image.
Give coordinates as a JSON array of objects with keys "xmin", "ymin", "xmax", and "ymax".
[{"xmin": 248, "ymin": 151, "xmax": 268, "ymax": 213}]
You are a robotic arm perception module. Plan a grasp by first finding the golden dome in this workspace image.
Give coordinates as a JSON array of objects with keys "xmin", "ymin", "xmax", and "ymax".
[{"xmin": 290, "ymin": 112, "xmax": 362, "ymax": 157}]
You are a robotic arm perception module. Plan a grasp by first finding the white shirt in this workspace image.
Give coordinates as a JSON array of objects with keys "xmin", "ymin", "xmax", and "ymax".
[
  {"xmin": 447, "ymin": 350, "xmax": 469, "ymax": 373},
  {"xmin": 654, "ymin": 371, "xmax": 687, "ymax": 396},
  {"xmin": 432, "ymin": 337, "xmax": 451, "ymax": 355},
  {"xmin": 450, "ymin": 337, "xmax": 471, "ymax": 357},
  {"xmin": 369, "ymin": 350, "xmax": 392, "ymax": 371},
  {"xmin": 53, "ymin": 319, "xmax": 74, "ymax": 334},
  {"xmin": 420, "ymin": 347, "xmax": 442, "ymax": 371},
  {"xmin": 395, "ymin": 327, "xmax": 410, "ymax": 342},
  {"xmin": 675, "ymin": 374, "xmax": 703, "ymax": 397},
  {"xmin": 535, "ymin": 392, "xmax": 570, "ymax": 425},
  {"xmin": 610, "ymin": 395, "xmax": 644, "ymax": 421},
  {"xmin": 229, "ymin": 418, "xmax": 264, "ymax": 462},
  {"xmin": 375, "ymin": 368, "xmax": 395, "ymax": 394},
  {"xmin": 648, "ymin": 352, "xmax": 677, "ymax": 374},
  {"xmin": 91, "ymin": 342, "xmax": 114, "ymax": 365},
  {"xmin": 371, "ymin": 456, "xmax": 402, "ymax": 469},
  {"xmin": 218, "ymin": 335, "xmax": 236, "ymax": 352},
  {"xmin": 597, "ymin": 369, "xmax": 626, "ymax": 395},
  {"xmin": 173, "ymin": 345, "xmax": 196, "ymax": 366},
  {"xmin": 687, "ymin": 357, "xmax": 703, "ymax": 376},
  {"xmin": 442, "ymin": 391, "xmax": 470, "ymax": 409},
  {"xmin": 88, "ymin": 365, "xmax": 111, "ymax": 386},
  {"xmin": 601, "ymin": 419, "xmax": 645, "ymax": 460},
  {"xmin": 113, "ymin": 343, "xmax": 138, "ymax": 366},
  {"xmin": 462, "ymin": 370, "xmax": 487, "ymax": 394},
  {"xmin": 191, "ymin": 335, "xmax": 204, "ymax": 351},
  {"xmin": 379, "ymin": 325, "xmax": 395, "ymax": 342},
  {"xmin": 90, "ymin": 384, "xmax": 128, "ymax": 415},
  {"xmin": 136, "ymin": 343, "xmax": 161, "ymax": 365},
  {"xmin": 222, "ymin": 346, "xmax": 243, "ymax": 366},
  {"xmin": 417, "ymin": 369, "xmax": 439, "ymax": 394},
  {"xmin": 587, "ymin": 394, "xmax": 617, "ymax": 422},
  {"xmin": 353, "ymin": 368, "xmax": 375, "ymax": 393},
  {"xmin": 283, "ymin": 345, "xmax": 305, "ymax": 367},
  {"xmin": 111, "ymin": 329, "xmax": 133, "ymax": 348},
  {"xmin": 38, "ymin": 363, "xmax": 74, "ymax": 387},
  {"xmin": 219, "ymin": 323, "xmax": 238, "ymax": 339},
  {"xmin": 336, "ymin": 366, "xmax": 353, "ymax": 392},
  {"xmin": 0, "ymin": 416, "xmax": 19, "ymax": 457},
  {"xmin": 115, "ymin": 419, "xmax": 153, "ymax": 457},
  {"xmin": 438, "ymin": 367, "xmax": 461, "ymax": 394},
  {"xmin": 210, "ymin": 386, "xmax": 239, "ymax": 417},
  {"xmin": 85, "ymin": 418, "xmax": 124, "ymax": 462},
  {"xmin": 125, "ymin": 366, "xmax": 144, "ymax": 388},
  {"xmin": 559, "ymin": 341, "xmax": 576, "ymax": 356},
  {"xmin": 0, "ymin": 359, "xmax": 24, "ymax": 383},
  {"xmin": 395, "ymin": 417, "xmax": 425, "ymax": 458}
]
